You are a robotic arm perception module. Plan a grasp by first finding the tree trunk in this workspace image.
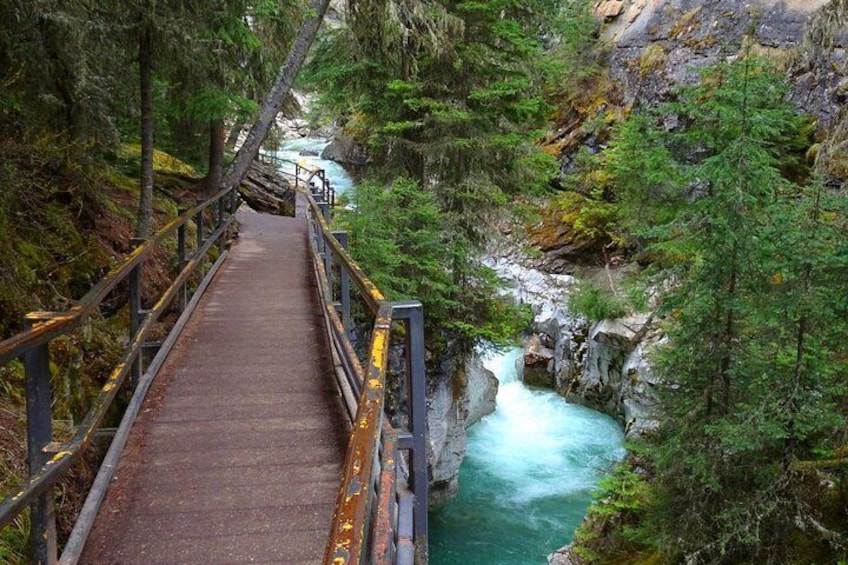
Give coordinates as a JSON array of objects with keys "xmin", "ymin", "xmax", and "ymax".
[
  {"xmin": 221, "ymin": 0, "xmax": 332, "ymax": 191},
  {"xmin": 225, "ymin": 123, "xmax": 244, "ymax": 150},
  {"xmin": 204, "ymin": 119, "xmax": 225, "ymax": 193},
  {"xmin": 137, "ymin": 18, "xmax": 154, "ymax": 239}
]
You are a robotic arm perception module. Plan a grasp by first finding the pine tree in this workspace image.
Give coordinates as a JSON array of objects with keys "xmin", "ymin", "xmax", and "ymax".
[
  {"xmin": 304, "ymin": 0, "xmax": 563, "ymax": 353},
  {"xmin": 608, "ymin": 55, "xmax": 848, "ymax": 562}
]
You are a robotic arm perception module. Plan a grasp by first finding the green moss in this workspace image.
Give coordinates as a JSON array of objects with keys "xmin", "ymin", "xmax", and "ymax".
[
  {"xmin": 639, "ymin": 44, "xmax": 668, "ymax": 78},
  {"xmin": 571, "ymin": 280, "xmax": 629, "ymax": 321}
]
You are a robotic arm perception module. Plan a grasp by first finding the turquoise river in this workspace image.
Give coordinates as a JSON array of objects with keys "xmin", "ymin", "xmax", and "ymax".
[
  {"xmin": 429, "ymin": 348, "xmax": 625, "ymax": 565},
  {"xmin": 275, "ymin": 139, "xmax": 625, "ymax": 564}
]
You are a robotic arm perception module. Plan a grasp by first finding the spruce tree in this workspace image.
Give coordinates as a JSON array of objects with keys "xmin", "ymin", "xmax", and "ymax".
[
  {"xmin": 607, "ymin": 55, "xmax": 848, "ymax": 562},
  {"xmin": 304, "ymin": 0, "xmax": 563, "ymax": 353}
]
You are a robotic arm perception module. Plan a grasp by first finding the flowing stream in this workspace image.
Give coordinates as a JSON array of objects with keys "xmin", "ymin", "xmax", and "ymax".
[
  {"xmin": 273, "ymin": 141, "xmax": 626, "ymax": 562},
  {"xmin": 430, "ymin": 348, "xmax": 625, "ymax": 565},
  {"xmin": 271, "ymin": 137, "xmax": 355, "ymax": 194}
]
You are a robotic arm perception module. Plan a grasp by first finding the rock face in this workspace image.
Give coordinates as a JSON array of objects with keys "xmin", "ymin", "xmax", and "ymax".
[
  {"xmin": 599, "ymin": 0, "xmax": 842, "ymax": 125},
  {"xmin": 320, "ymin": 133, "xmax": 368, "ymax": 166},
  {"xmin": 487, "ymin": 249, "xmax": 660, "ymax": 439},
  {"xmin": 574, "ymin": 314, "xmax": 662, "ymax": 437},
  {"xmin": 275, "ymin": 92, "xmax": 335, "ymax": 141},
  {"xmin": 427, "ymin": 352, "xmax": 498, "ymax": 506}
]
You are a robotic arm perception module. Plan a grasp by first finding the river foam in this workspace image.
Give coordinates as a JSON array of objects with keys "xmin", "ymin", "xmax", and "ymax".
[{"xmin": 430, "ymin": 347, "xmax": 625, "ymax": 565}]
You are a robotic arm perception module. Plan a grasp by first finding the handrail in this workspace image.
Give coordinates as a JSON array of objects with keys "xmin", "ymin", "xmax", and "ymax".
[
  {"xmin": 291, "ymin": 165, "xmax": 429, "ymax": 564},
  {"xmin": 0, "ymin": 185, "xmax": 240, "ymax": 564},
  {"xmin": 0, "ymin": 186, "xmax": 235, "ymax": 366}
]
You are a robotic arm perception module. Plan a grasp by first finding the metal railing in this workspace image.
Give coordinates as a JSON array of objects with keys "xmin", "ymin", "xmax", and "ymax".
[
  {"xmin": 257, "ymin": 151, "xmax": 336, "ymax": 208},
  {"xmin": 281, "ymin": 158, "xmax": 429, "ymax": 564},
  {"xmin": 0, "ymin": 185, "xmax": 240, "ymax": 564}
]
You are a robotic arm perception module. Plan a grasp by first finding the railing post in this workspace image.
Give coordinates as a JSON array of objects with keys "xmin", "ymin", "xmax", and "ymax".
[
  {"xmin": 128, "ymin": 237, "xmax": 145, "ymax": 389},
  {"xmin": 196, "ymin": 211, "xmax": 204, "ymax": 250},
  {"xmin": 392, "ymin": 301, "xmax": 429, "ymax": 564},
  {"xmin": 323, "ymin": 237, "xmax": 333, "ymax": 290},
  {"xmin": 196, "ymin": 211, "xmax": 206, "ymax": 280},
  {"xmin": 332, "ymin": 231, "xmax": 351, "ymax": 333},
  {"xmin": 295, "ymin": 164, "xmax": 300, "ymax": 189},
  {"xmin": 177, "ymin": 210, "xmax": 188, "ymax": 312},
  {"xmin": 24, "ymin": 313, "xmax": 57, "ymax": 565},
  {"xmin": 217, "ymin": 197, "xmax": 225, "ymax": 230}
]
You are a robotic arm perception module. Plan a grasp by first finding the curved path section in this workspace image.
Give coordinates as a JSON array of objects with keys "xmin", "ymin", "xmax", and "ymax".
[{"xmin": 81, "ymin": 209, "xmax": 348, "ymax": 564}]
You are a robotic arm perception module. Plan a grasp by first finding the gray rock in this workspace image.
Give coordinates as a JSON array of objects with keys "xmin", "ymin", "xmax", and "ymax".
[
  {"xmin": 599, "ymin": 0, "xmax": 842, "ymax": 129},
  {"xmin": 548, "ymin": 543, "xmax": 584, "ymax": 565},
  {"xmin": 523, "ymin": 334, "xmax": 556, "ymax": 388},
  {"xmin": 487, "ymin": 242, "xmax": 664, "ymax": 438},
  {"xmin": 427, "ymin": 351, "xmax": 499, "ymax": 506},
  {"xmin": 465, "ymin": 355, "xmax": 499, "ymax": 427},
  {"xmin": 427, "ymin": 373, "xmax": 466, "ymax": 505},
  {"xmin": 321, "ymin": 133, "xmax": 368, "ymax": 165}
]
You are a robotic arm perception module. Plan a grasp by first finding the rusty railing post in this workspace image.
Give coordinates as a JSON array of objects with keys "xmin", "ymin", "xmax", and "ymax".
[
  {"xmin": 128, "ymin": 237, "xmax": 145, "ymax": 389},
  {"xmin": 196, "ymin": 211, "xmax": 206, "ymax": 280},
  {"xmin": 391, "ymin": 301, "xmax": 429, "ymax": 563},
  {"xmin": 332, "ymin": 231, "xmax": 351, "ymax": 333},
  {"xmin": 177, "ymin": 210, "xmax": 188, "ymax": 312},
  {"xmin": 24, "ymin": 313, "xmax": 57, "ymax": 565}
]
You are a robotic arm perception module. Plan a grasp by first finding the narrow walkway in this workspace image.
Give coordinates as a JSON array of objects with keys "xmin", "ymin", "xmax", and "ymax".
[{"xmin": 81, "ymin": 209, "xmax": 348, "ymax": 564}]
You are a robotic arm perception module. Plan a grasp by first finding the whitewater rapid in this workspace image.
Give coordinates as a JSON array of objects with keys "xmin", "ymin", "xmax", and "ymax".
[{"xmin": 430, "ymin": 347, "xmax": 625, "ymax": 565}]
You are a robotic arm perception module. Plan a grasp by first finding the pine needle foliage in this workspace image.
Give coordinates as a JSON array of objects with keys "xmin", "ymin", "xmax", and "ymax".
[
  {"xmin": 602, "ymin": 55, "xmax": 848, "ymax": 563},
  {"xmin": 304, "ymin": 0, "xmax": 571, "ymax": 354}
]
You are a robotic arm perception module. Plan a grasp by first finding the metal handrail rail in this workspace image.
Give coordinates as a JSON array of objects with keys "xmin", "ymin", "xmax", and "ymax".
[
  {"xmin": 0, "ymin": 185, "xmax": 240, "ymax": 563},
  {"xmin": 292, "ymin": 168, "xmax": 428, "ymax": 564},
  {"xmin": 0, "ymin": 186, "xmax": 235, "ymax": 366},
  {"xmin": 258, "ymin": 151, "xmax": 336, "ymax": 208}
]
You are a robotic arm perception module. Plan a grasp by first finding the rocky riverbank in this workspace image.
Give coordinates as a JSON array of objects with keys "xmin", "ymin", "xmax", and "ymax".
[
  {"xmin": 486, "ymin": 249, "xmax": 661, "ymax": 440},
  {"xmin": 427, "ymin": 352, "xmax": 499, "ymax": 505}
]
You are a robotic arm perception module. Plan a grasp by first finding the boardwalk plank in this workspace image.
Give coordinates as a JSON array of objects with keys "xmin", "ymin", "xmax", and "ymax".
[{"xmin": 80, "ymin": 209, "xmax": 347, "ymax": 564}]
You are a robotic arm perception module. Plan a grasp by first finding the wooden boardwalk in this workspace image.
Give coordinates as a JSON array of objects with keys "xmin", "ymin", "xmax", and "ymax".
[{"xmin": 80, "ymin": 209, "xmax": 348, "ymax": 564}]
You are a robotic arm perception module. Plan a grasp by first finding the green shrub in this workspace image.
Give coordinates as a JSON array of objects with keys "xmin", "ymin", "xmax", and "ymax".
[{"xmin": 570, "ymin": 281, "xmax": 628, "ymax": 321}]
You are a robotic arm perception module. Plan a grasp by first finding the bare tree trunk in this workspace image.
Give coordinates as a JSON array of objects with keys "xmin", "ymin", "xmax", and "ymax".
[
  {"xmin": 137, "ymin": 17, "xmax": 154, "ymax": 238},
  {"xmin": 204, "ymin": 119, "xmax": 225, "ymax": 192},
  {"xmin": 225, "ymin": 122, "xmax": 244, "ymax": 150},
  {"xmin": 221, "ymin": 0, "xmax": 332, "ymax": 191}
]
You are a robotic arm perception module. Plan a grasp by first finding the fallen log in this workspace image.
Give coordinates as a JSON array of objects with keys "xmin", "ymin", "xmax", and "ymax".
[{"xmin": 238, "ymin": 160, "xmax": 295, "ymax": 216}]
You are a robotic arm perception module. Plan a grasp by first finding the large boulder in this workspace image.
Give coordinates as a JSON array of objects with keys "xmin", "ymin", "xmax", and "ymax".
[
  {"xmin": 427, "ymin": 351, "xmax": 499, "ymax": 505},
  {"xmin": 321, "ymin": 133, "xmax": 368, "ymax": 166},
  {"xmin": 523, "ymin": 334, "xmax": 556, "ymax": 388}
]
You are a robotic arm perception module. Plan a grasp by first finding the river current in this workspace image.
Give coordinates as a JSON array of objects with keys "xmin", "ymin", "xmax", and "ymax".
[
  {"xmin": 429, "ymin": 348, "xmax": 625, "ymax": 565},
  {"xmin": 271, "ymin": 137, "xmax": 354, "ymax": 194},
  {"xmin": 276, "ymin": 138, "xmax": 625, "ymax": 564}
]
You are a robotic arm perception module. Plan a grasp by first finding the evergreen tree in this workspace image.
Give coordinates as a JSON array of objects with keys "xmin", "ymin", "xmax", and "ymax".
[
  {"xmin": 607, "ymin": 55, "xmax": 848, "ymax": 562},
  {"xmin": 305, "ymin": 0, "xmax": 563, "ymax": 353}
]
